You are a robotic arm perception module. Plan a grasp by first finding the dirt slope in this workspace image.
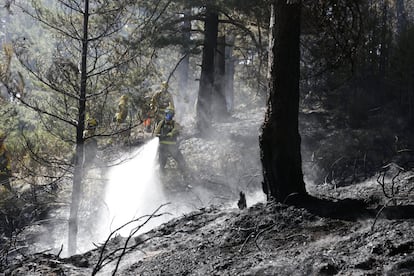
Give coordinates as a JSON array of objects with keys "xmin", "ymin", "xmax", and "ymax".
[{"xmin": 4, "ymin": 194, "xmax": 414, "ymax": 275}]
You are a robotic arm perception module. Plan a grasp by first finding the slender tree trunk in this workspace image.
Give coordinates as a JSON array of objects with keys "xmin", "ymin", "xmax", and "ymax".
[
  {"xmin": 212, "ymin": 35, "xmax": 228, "ymax": 120},
  {"xmin": 259, "ymin": 0, "xmax": 306, "ymax": 202},
  {"xmin": 378, "ymin": 1, "xmax": 389, "ymax": 81},
  {"xmin": 224, "ymin": 35, "xmax": 235, "ymax": 113},
  {"xmin": 68, "ymin": 0, "xmax": 89, "ymax": 256},
  {"xmin": 396, "ymin": 0, "xmax": 407, "ymax": 36},
  {"xmin": 394, "ymin": 0, "xmax": 412, "ymax": 121},
  {"xmin": 196, "ymin": 7, "xmax": 218, "ymax": 134}
]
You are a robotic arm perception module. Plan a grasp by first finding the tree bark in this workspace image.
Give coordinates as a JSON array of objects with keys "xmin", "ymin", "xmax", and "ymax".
[
  {"xmin": 259, "ymin": 0, "xmax": 306, "ymax": 202},
  {"xmin": 68, "ymin": 0, "xmax": 89, "ymax": 256},
  {"xmin": 212, "ymin": 35, "xmax": 228, "ymax": 120},
  {"xmin": 196, "ymin": 7, "xmax": 218, "ymax": 134}
]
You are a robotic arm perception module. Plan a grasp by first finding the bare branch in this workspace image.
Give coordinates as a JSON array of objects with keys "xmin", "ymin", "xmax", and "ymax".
[{"xmin": 92, "ymin": 203, "xmax": 171, "ymax": 275}]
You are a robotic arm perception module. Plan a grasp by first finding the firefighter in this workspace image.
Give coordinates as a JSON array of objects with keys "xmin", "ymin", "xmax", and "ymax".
[
  {"xmin": 150, "ymin": 81, "xmax": 175, "ymax": 125},
  {"xmin": 154, "ymin": 106, "xmax": 189, "ymax": 176},
  {"xmin": 114, "ymin": 94, "xmax": 132, "ymax": 143},
  {"xmin": 114, "ymin": 95, "xmax": 128, "ymax": 124},
  {"xmin": 0, "ymin": 131, "xmax": 12, "ymax": 191}
]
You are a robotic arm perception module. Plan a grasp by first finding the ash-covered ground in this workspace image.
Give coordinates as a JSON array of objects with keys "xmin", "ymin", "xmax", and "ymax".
[
  {"xmin": 5, "ymin": 189, "xmax": 414, "ymax": 275},
  {"xmin": 2, "ymin": 105, "xmax": 414, "ymax": 275}
]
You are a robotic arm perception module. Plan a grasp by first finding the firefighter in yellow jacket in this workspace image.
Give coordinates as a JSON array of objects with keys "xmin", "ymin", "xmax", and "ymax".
[
  {"xmin": 115, "ymin": 95, "xmax": 129, "ymax": 124},
  {"xmin": 154, "ymin": 106, "xmax": 188, "ymax": 174},
  {"xmin": 114, "ymin": 94, "xmax": 132, "ymax": 142},
  {"xmin": 0, "ymin": 131, "xmax": 12, "ymax": 191}
]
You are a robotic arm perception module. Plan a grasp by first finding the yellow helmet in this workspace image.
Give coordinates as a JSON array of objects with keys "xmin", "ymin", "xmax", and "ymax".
[
  {"xmin": 167, "ymin": 102, "xmax": 174, "ymax": 111},
  {"xmin": 118, "ymin": 95, "xmax": 128, "ymax": 106}
]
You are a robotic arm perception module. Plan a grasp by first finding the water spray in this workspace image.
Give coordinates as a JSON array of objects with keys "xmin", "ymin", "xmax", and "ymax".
[{"xmin": 101, "ymin": 137, "xmax": 167, "ymax": 237}]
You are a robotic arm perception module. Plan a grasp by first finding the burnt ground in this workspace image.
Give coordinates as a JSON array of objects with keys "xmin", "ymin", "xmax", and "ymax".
[
  {"xmin": 3, "ymin": 182, "xmax": 414, "ymax": 276},
  {"xmin": 2, "ymin": 104, "xmax": 414, "ymax": 275}
]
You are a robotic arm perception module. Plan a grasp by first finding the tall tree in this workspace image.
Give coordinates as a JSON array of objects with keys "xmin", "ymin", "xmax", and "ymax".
[
  {"xmin": 68, "ymin": 0, "xmax": 89, "ymax": 256},
  {"xmin": 259, "ymin": 0, "xmax": 306, "ymax": 202},
  {"xmin": 196, "ymin": 5, "xmax": 218, "ymax": 133},
  {"xmin": 151, "ymin": 0, "xmax": 268, "ymax": 127}
]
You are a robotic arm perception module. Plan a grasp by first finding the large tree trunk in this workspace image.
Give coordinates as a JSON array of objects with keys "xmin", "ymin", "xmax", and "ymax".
[
  {"xmin": 68, "ymin": 0, "xmax": 89, "ymax": 256},
  {"xmin": 259, "ymin": 0, "xmax": 306, "ymax": 202},
  {"xmin": 196, "ymin": 7, "xmax": 218, "ymax": 134}
]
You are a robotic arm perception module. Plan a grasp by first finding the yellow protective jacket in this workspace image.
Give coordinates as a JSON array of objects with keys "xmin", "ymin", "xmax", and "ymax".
[
  {"xmin": 115, "ymin": 109, "xmax": 127, "ymax": 124},
  {"xmin": 154, "ymin": 119, "xmax": 180, "ymax": 145},
  {"xmin": 150, "ymin": 89, "xmax": 175, "ymax": 121},
  {"xmin": 115, "ymin": 95, "xmax": 129, "ymax": 124}
]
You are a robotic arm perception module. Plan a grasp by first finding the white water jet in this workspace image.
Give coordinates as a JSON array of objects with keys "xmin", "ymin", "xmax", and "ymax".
[{"xmin": 101, "ymin": 137, "xmax": 168, "ymax": 237}]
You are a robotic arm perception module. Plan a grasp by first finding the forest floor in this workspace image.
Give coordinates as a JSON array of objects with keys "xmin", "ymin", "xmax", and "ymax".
[
  {"xmin": 3, "ymin": 177, "xmax": 414, "ymax": 275},
  {"xmin": 2, "ymin": 103, "xmax": 414, "ymax": 275}
]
